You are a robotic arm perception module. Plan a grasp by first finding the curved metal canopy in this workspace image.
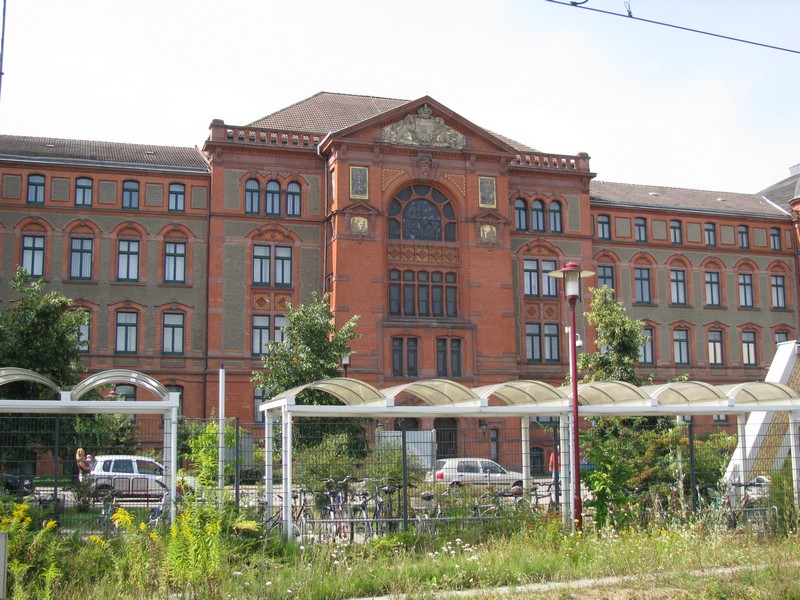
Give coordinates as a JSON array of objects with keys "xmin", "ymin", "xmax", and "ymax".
[
  {"xmin": 719, "ymin": 381, "xmax": 800, "ymax": 405},
  {"xmin": 574, "ymin": 380, "xmax": 652, "ymax": 405},
  {"xmin": 270, "ymin": 377, "xmax": 385, "ymax": 406},
  {"xmin": 381, "ymin": 379, "xmax": 481, "ymax": 405},
  {"xmin": 72, "ymin": 369, "xmax": 170, "ymax": 401},
  {"xmin": 640, "ymin": 381, "xmax": 728, "ymax": 406},
  {"xmin": 0, "ymin": 368, "xmax": 60, "ymax": 393},
  {"xmin": 474, "ymin": 380, "xmax": 568, "ymax": 406}
]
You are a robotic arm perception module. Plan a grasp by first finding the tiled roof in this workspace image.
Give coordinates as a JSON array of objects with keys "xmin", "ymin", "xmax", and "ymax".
[
  {"xmin": 590, "ymin": 180, "xmax": 789, "ymax": 219},
  {"xmin": 759, "ymin": 173, "xmax": 800, "ymax": 211},
  {"xmin": 0, "ymin": 135, "xmax": 209, "ymax": 172},
  {"xmin": 248, "ymin": 92, "xmax": 537, "ymax": 153}
]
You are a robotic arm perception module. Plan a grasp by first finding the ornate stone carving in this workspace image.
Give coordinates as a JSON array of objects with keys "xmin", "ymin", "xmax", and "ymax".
[
  {"xmin": 415, "ymin": 153, "xmax": 437, "ymax": 180},
  {"xmin": 382, "ymin": 104, "xmax": 466, "ymax": 149},
  {"xmin": 381, "ymin": 168, "xmax": 406, "ymax": 190}
]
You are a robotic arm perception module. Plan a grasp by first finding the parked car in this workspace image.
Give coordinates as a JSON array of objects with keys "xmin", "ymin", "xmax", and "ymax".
[
  {"xmin": 86, "ymin": 455, "xmax": 167, "ymax": 499},
  {"xmin": 428, "ymin": 458, "xmax": 524, "ymax": 487},
  {"xmin": 0, "ymin": 473, "xmax": 34, "ymax": 496}
]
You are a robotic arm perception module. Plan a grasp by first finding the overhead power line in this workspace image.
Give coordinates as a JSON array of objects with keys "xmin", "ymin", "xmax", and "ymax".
[{"xmin": 546, "ymin": 0, "xmax": 800, "ymax": 56}]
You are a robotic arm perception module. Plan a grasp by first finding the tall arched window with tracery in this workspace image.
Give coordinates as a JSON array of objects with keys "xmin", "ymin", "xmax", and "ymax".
[{"xmin": 388, "ymin": 185, "xmax": 456, "ymax": 242}]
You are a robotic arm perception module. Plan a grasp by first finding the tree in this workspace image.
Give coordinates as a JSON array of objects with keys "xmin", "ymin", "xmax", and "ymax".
[{"xmin": 252, "ymin": 292, "xmax": 362, "ymax": 450}]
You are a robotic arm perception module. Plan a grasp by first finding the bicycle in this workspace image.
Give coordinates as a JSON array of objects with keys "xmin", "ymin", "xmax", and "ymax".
[
  {"xmin": 77, "ymin": 491, "xmax": 120, "ymax": 538},
  {"xmin": 257, "ymin": 489, "xmax": 313, "ymax": 540},
  {"xmin": 34, "ymin": 491, "xmax": 64, "ymax": 529},
  {"xmin": 725, "ymin": 481, "xmax": 773, "ymax": 533},
  {"xmin": 472, "ymin": 485, "xmax": 527, "ymax": 521},
  {"xmin": 318, "ymin": 477, "xmax": 355, "ymax": 541}
]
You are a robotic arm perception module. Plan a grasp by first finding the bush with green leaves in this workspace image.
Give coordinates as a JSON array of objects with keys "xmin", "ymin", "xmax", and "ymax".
[{"xmin": 185, "ymin": 419, "xmax": 237, "ymax": 486}]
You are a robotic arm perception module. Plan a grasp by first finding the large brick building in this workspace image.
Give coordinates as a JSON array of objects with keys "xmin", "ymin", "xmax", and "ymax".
[{"xmin": 0, "ymin": 92, "xmax": 797, "ymax": 432}]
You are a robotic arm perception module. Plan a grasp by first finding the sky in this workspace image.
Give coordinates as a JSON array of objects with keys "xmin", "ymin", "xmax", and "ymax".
[{"xmin": 1, "ymin": 0, "xmax": 798, "ymax": 194}]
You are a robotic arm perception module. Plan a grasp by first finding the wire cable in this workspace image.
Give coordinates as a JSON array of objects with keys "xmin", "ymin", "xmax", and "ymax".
[{"xmin": 546, "ymin": 0, "xmax": 800, "ymax": 56}]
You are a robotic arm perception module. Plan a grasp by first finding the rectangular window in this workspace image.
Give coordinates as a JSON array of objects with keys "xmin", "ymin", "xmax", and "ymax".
[
  {"xmin": 450, "ymin": 339, "xmax": 462, "ymax": 377},
  {"xmin": 75, "ymin": 177, "xmax": 93, "ymax": 206},
  {"xmin": 273, "ymin": 315, "xmax": 288, "ymax": 343},
  {"xmin": 389, "ymin": 271, "xmax": 401, "ymax": 315},
  {"xmin": 22, "ymin": 235, "xmax": 45, "ymax": 277},
  {"xmin": 445, "ymin": 273, "xmax": 458, "ymax": 317},
  {"xmin": 639, "ymin": 327, "xmax": 654, "ymax": 365},
  {"xmin": 670, "ymin": 269, "xmax": 686, "ymax": 305},
  {"xmin": 543, "ymin": 324, "xmax": 560, "ymax": 362},
  {"xmin": 266, "ymin": 182, "xmax": 281, "ymax": 215},
  {"xmin": 670, "ymin": 220, "xmax": 682, "ymax": 244},
  {"xmin": 162, "ymin": 313, "xmax": 185, "ymax": 355},
  {"xmin": 254, "ymin": 387, "xmax": 266, "ymax": 423},
  {"xmin": 738, "ymin": 273, "xmax": 754, "ymax": 308},
  {"xmin": 541, "ymin": 260, "xmax": 557, "ymax": 297},
  {"xmin": 708, "ymin": 330, "xmax": 723, "ymax": 366},
  {"xmin": 115, "ymin": 311, "xmax": 138, "ymax": 354},
  {"xmin": 392, "ymin": 338, "xmax": 404, "ymax": 376},
  {"xmin": 523, "ymin": 259, "xmax": 539, "ymax": 296},
  {"xmin": 252, "ymin": 315, "xmax": 270, "ymax": 356},
  {"xmin": 775, "ymin": 331, "xmax": 790, "ymax": 345},
  {"xmin": 704, "ymin": 223, "xmax": 716, "ymax": 247},
  {"xmin": 275, "ymin": 246, "xmax": 292, "ymax": 286},
  {"xmin": 771, "ymin": 274, "xmax": 786, "ymax": 309},
  {"xmin": 437, "ymin": 338, "xmax": 462, "ymax": 377},
  {"xmin": 436, "ymin": 339, "xmax": 447, "ymax": 376},
  {"xmin": 27, "ymin": 174, "xmax": 45, "ymax": 204},
  {"xmin": 287, "ymin": 183, "xmax": 301, "ymax": 217},
  {"xmin": 526, "ymin": 324, "xmax": 541, "ymax": 362},
  {"xmin": 168, "ymin": 183, "xmax": 185, "ymax": 212},
  {"xmin": 70, "ymin": 238, "xmax": 93, "ymax": 280},
  {"xmin": 738, "ymin": 225, "xmax": 749, "ymax": 249},
  {"xmin": 597, "ymin": 265, "xmax": 614, "ymax": 293},
  {"xmin": 770, "ymin": 228, "xmax": 781, "ymax": 251},
  {"xmin": 73, "ymin": 310, "xmax": 90, "ymax": 353},
  {"xmin": 741, "ymin": 331, "xmax": 757, "ymax": 366},
  {"xmin": 117, "ymin": 240, "xmax": 140, "ymax": 281},
  {"xmin": 673, "ymin": 329, "xmax": 690, "ymax": 365},
  {"xmin": 635, "ymin": 218, "xmax": 647, "ymax": 242},
  {"xmin": 245, "ymin": 180, "xmax": 260, "ymax": 214},
  {"xmin": 122, "ymin": 180, "xmax": 139, "ymax": 209},
  {"xmin": 597, "ymin": 215, "xmax": 611, "ymax": 240},
  {"xmin": 704, "ymin": 271, "xmax": 720, "ymax": 306},
  {"xmin": 634, "ymin": 267, "xmax": 651, "ymax": 303},
  {"xmin": 165, "ymin": 241, "xmax": 186, "ymax": 283},
  {"xmin": 253, "ymin": 245, "xmax": 271, "ymax": 285}
]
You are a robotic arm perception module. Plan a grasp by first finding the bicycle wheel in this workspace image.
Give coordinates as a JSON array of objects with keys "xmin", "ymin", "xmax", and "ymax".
[
  {"xmin": 78, "ymin": 516, "xmax": 110, "ymax": 538},
  {"xmin": 352, "ymin": 507, "xmax": 371, "ymax": 541}
]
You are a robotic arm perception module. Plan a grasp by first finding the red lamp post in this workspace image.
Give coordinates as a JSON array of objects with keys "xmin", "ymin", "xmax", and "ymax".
[{"xmin": 548, "ymin": 261, "xmax": 594, "ymax": 531}]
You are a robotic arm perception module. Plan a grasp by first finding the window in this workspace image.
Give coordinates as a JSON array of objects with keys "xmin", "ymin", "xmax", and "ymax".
[
  {"xmin": 708, "ymin": 330, "xmax": 724, "ymax": 366},
  {"xmin": 738, "ymin": 225, "xmax": 749, "ymax": 249},
  {"xmin": 287, "ymin": 182, "xmax": 301, "ymax": 216},
  {"xmin": 254, "ymin": 387, "xmax": 266, "ymax": 423},
  {"xmin": 273, "ymin": 315, "xmax": 287, "ymax": 343},
  {"xmin": 165, "ymin": 183, "xmax": 184, "ymax": 212},
  {"xmin": 253, "ymin": 245, "xmax": 271, "ymax": 285},
  {"xmin": 634, "ymin": 217, "xmax": 647, "ymax": 242},
  {"xmin": 597, "ymin": 215, "xmax": 611, "ymax": 240},
  {"xmin": 704, "ymin": 271, "xmax": 721, "ymax": 307},
  {"xmin": 670, "ymin": 220, "xmax": 682, "ymax": 244},
  {"xmin": 392, "ymin": 337, "xmax": 419, "ymax": 377},
  {"xmin": 389, "ymin": 269, "xmax": 457, "ymax": 317},
  {"xmin": 436, "ymin": 338, "xmax": 462, "ymax": 377},
  {"xmin": 775, "ymin": 331, "xmax": 790, "ymax": 345},
  {"xmin": 771, "ymin": 274, "xmax": 786, "ymax": 309},
  {"xmin": 640, "ymin": 327, "xmax": 654, "ymax": 365},
  {"xmin": 122, "ymin": 180, "xmax": 139, "ymax": 209},
  {"xmin": 21, "ymin": 234, "xmax": 45, "ymax": 277},
  {"xmin": 704, "ymin": 222, "xmax": 716, "ymax": 247},
  {"xmin": 75, "ymin": 177, "xmax": 92, "ymax": 206},
  {"xmin": 526, "ymin": 323, "xmax": 559, "ymax": 362},
  {"xmin": 245, "ymin": 179, "xmax": 260, "ymax": 214},
  {"xmin": 543, "ymin": 324, "xmax": 560, "ymax": 362},
  {"xmin": 634, "ymin": 267, "xmax": 651, "ymax": 303},
  {"xmin": 738, "ymin": 273, "xmax": 754, "ymax": 308},
  {"xmin": 525, "ymin": 324, "xmax": 541, "ymax": 362},
  {"xmin": 115, "ymin": 311, "xmax": 138, "ymax": 354},
  {"xmin": 117, "ymin": 240, "xmax": 140, "ymax": 281},
  {"xmin": 670, "ymin": 269, "xmax": 686, "ymax": 305},
  {"xmin": 597, "ymin": 265, "xmax": 615, "ymax": 293},
  {"xmin": 162, "ymin": 313, "xmax": 184, "ymax": 355},
  {"xmin": 164, "ymin": 241, "xmax": 186, "ymax": 284},
  {"xmin": 673, "ymin": 329, "xmax": 690, "ymax": 365},
  {"xmin": 265, "ymin": 181, "xmax": 281, "ymax": 215},
  {"xmin": 252, "ymin": 315, "xmax": 270, "ymax": 355},
  {"xmin": 549, "ymin": 201, "xmax": 563, "ymax": 233},
  {"xmin": 275, "ymin": 246, "xmax": 292, "ymax": 286},
  {"xmin": 741, "ymin": 331, "xmax": 757, "ymax": 366},
  {"xmin": 388, "ymin": 185, "xmax": 456, "ymax": 242},
  {"xmin": 531, "ymin": 200, "xmax": 545, "ymax": 232},
  {"xmin": 73, "ymin": 310, "xmax": 90, "ymax": 353},
  {"xmin": 69, "ymin": 238, "xmax": 93, "ymax": 280},
  {"xmin": 523, "ymin": 259, "xmax": 539, "ymax": 296},
  {"xmin": 27, "ymin": 174, "xmax": 45, "ymax": 204},
  {"xmin": 770, "ymin": 228, "xmax": 781, "ymax": 251},
  {"xmin": 514, "ymin": 199, "xmax": 527, "ymax": 230},
  {"xmin": 541, "ymin": 260, "xmax": 557, "ymax": 297}
]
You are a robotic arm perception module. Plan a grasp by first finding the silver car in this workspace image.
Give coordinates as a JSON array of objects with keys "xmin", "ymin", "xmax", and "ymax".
[
  {"xmin": 87, "ymin": 454, "xmax": 166, "ymax": 499},
  {"xmin": 429, "ymin": 458, "xmax": 524, "ymax": 487}
]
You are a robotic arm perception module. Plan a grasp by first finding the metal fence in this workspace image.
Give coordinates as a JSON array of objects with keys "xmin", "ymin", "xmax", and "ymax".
[{"xmin": 0, "ymin": 414, "xmax": 793, "ymax": 538}]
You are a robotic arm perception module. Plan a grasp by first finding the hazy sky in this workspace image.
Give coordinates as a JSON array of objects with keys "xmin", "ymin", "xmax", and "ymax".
[{"xmin": 2, "ymin": 0, "xmax": 798, "ymax": 193}]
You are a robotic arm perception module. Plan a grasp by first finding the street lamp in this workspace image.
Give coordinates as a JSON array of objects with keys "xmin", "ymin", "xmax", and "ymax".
[
  {"xmin": 341, "ymin": 351, "xmax": 352, "ymax": 378},
  {"xmin": 548, "ymin": 260, "xmax": 594, "ymax": 531}
]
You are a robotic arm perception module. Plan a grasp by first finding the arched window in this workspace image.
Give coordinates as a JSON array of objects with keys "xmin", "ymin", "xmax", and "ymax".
[
  {"xmin": 245, "ymin": 179, "xmax": 260, "ymax": 214},
  {"xmin": 388, "ymin": 185, "xmax": 456, "ymax": 242},
  {"xmin": 286, "ymin": 182, "xmax": 301, "ymax": 217},
  {"xmin": 265, "ymin": 181, "xmax": 281, "ymax": 215},
  {"xmin": 514, "ymin": 199, "xmax": 528, "ymax": 230},
  {"xmin": 549, "ymin": 200, "xmax": 562, "ymax": 233},
  {"xmin": 531, "ymin": 200, "xmax": 545, "ymax": 232}
]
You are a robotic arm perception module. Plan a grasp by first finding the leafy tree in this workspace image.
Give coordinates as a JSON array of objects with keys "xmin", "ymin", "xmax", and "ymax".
[{"xmin": 252, "ymin": 292, "xmax": 362, "ymax": 451}]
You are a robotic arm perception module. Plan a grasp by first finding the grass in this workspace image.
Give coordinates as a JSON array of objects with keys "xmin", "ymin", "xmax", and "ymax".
[{"xmin": 3, "ymin": 499, "xmax": 800, "ymax": 599}]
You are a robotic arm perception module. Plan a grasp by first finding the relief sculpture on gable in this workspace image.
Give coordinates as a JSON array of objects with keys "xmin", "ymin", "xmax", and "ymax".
[{"xmin": 382, "ymin": 104, "xmax": 466, "ymax": 149}]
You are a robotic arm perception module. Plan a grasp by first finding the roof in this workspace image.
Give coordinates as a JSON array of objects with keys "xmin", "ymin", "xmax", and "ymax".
[
  {"xmin": 760, "ymin": 172, "xmax": 800, "ymax": 211},
  {"xmin": 590, "ymin": 180, "xmax": 789, "ymax": 219},
  {"xmin": 0, "ymin": 135, "xmax": 210, "ymax": 173},
  {"xmin": 247, "ymin": 92, "xmax": 537, "ymax": 153}
]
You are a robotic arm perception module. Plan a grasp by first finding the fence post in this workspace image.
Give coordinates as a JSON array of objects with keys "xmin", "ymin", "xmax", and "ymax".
[
  {"xmin": 688, "ymin": 420, "xmax": 698, "ymax": 512},
  {"xmin": 53, "ymin": 416, "xmax": 60, "ymax": 503},
  {"xmin": 401, "ymin": 428, "xmax": 408, "ymax": 531},
  {"xmin": 234, "ymin": 418, "xmax": 240, "ymax": 509},
  {"xmin": 0, "ymin": 530, "xmax": 7, "ymax": 599}
]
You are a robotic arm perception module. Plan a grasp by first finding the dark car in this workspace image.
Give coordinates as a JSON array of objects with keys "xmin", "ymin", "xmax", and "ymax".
[{"xmin": 0, "ymin": 473, "xmax": 34, "ymax": 496}]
